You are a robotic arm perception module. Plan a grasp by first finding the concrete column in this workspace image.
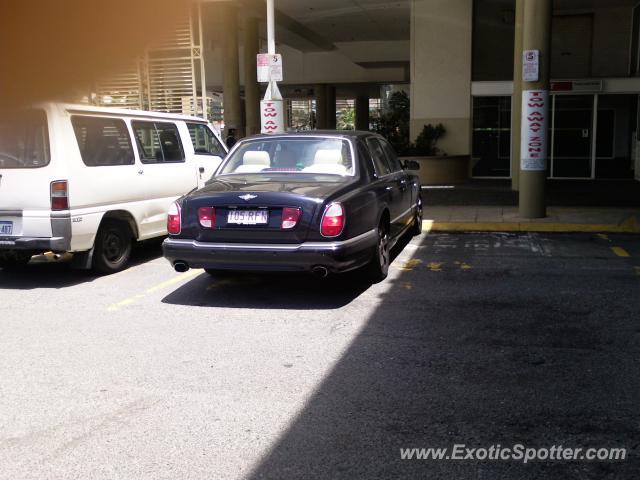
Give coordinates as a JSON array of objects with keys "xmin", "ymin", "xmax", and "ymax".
[
  {"xmin": 326, "ymin": 86, "xmax": 337, "ymax": 130},
  {"xmin": 243, "ymin": 16, "xmax": 260, "ymax": 136},
  {"xmin": 355, "ymin": 95, "xmax": 370, "ymax": 131},
  {"xmin": 410, "ymin": 0, "xmax": 472, "ymax": 156},
  {"xmin": 315, "ymin": 84, "xmax": 327, "ymax": 129},
  {"xmin": 511, "ymin": 0, "xmax": 525, "ymax": 191},
  {"xmin": 518, "ymin": 0, "xmax": 552, "ymax": 218},
  {"xmin": 221, "ymin": 3, "xmax": 243, "ymax": 138}
]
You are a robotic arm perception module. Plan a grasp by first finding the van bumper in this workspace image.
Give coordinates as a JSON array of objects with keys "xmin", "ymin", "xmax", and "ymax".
[{"xmin": 0, "ymin": 236, "xmax": 69, "ymax": 252}]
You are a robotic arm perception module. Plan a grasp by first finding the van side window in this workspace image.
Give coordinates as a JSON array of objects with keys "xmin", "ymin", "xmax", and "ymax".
[
  {"xmin": 187, "ymin": 123, "xmax": 226, "ymax": 157},
  {"xmin": 132, "ymin": 121, "xmax": 185, "ymax": 164},
  {"xmin": 365, "ymin": 137, "xmax": 392, "ymax": 177},
  {"xmin": 71, "ymin": 116, "xmax": 134, "ymax": 167}
]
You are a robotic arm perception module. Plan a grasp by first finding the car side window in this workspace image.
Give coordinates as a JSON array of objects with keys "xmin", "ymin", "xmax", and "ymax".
[
  {"xmin": 187, "ymin": 123, "xmax": 226, "ymax": 157},
  {"xmin": 71, "ymin": 116, "xmax": 134, "ymax": 167},
  {"xmin": 132, "ymin": 121, "xmax": 185, "ymax": 164},
  {"xmin": 365, "ymin": 137, "xmax": 392, "ymax": 177},
  {"xmin": 380, "ymin": 138, "xmax": 403, "ymax": 172}
]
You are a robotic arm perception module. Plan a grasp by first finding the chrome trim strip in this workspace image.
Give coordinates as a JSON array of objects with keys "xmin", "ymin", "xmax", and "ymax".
[
  {"xmin": 166, "ymin": 229, "xmax": 377, "ymax": 252},
  {"xmin": 391, "ymin": 206, "xmax": 414, "ymax": 224},
  {"xmin": 0, "ymin": 210, "xmax": 23, "ymax": 217}
]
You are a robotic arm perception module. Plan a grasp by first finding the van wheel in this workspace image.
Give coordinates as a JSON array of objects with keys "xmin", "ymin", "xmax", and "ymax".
[
  {"xmin": 0, "ymin": 252, "xmax": 33, "ymax": 270},
  {"xmin": 92, "ymin": 220, "xmax": 132, "ymax": 275}
]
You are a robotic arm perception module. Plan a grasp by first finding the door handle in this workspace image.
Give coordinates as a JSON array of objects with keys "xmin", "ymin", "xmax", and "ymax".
[
  {"xmin": 137, "ymin": 169, "xmax": 144, "ymax": 175},
  {"xmin": 199, "ymin": 167, "xmax": 205, "ymax": 174}
]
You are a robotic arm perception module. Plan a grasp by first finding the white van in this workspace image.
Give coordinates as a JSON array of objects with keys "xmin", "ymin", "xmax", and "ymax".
[{"xmin": 0, "ymin": 103, "xmax": 227, "ymax": 273}]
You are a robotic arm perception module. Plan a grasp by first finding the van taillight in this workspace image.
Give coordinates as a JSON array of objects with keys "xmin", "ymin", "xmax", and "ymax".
[
  {"xmin": 320, "ymin": 203, "xmax": 345, "ymax": 237},
  {"xmin": 167, "ymin": 202, "xmax": 181, "ymax": 235},
  {"xmin": 281, "ymin": 207, "xmax": 301, "ymax": 229},
  {"xmin": 198, "ymin": 207, "xmax": 216, "ymax": 229},
  {"xmin": 50, "ymin": 180, "xmax": 69, "ymax": 211}
]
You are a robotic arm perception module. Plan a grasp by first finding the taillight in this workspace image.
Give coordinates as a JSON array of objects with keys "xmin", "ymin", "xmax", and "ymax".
[
  {"xmin": 50, "ymin": 180, "xmax": 69, "ymax": 211},
  {"xmin": 167, "ymin": 202, "xmax": 181, "ymax": 234},
  {"xmin": 198, "ymin": 207, "xmax": 216, "ymax": 229},
  {"xmin": 321, "ymin": 203, "xmax": 345, "ymax": 237},
  {"xmin": 281, "ymin": 207, "xmax": 301, "ymax": 229}
]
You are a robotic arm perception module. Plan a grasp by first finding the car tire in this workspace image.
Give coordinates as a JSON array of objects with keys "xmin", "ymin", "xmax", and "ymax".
[
  {"xmin": 92, "ymin": 220, "xmax": 132, "ymax": 275},
  {"xmin": 410, "ymin": 196, "xmax": 423, "ymax": 236},
  {"xmin": 0, "ymin": 252, "xmax": 33, "ymax": 270},
  {"xmin": 363, "ymin": 222, "xmax": 390, "ymax": 283}
]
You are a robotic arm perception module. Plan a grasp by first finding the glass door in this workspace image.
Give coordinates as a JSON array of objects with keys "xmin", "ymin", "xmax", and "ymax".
[{"xmin": 551, "ymin": 95, "xmax": 594, "ymax": 178}]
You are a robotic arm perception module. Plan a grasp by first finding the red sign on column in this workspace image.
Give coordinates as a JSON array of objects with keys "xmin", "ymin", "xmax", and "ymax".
[{"xmin": 520, "ymin": 90, "xmax": 549, "ymax": 171}]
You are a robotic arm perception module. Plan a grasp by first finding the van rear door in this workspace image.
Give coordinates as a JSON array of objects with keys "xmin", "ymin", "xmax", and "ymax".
[{"xmin": 0, "ymin": 109, "xmax": 54, "ymax": 241}]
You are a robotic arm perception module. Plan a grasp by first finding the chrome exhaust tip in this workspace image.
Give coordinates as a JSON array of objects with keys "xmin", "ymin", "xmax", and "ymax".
[
  {"xmin": 311, "ymin": 266, "xmax": 329, "ymax": 279},
  {"xmin": 174, "ymin": 262, "xmax": 190, "ymax": 273}
]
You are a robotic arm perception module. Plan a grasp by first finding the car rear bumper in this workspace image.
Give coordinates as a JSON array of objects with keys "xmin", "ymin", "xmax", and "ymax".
[
  {"xmin": 162, "ymin": 229, "xmax": 377, "ymax": 273},
  {"xmin": 0, "ymin": 236, "xmax": 69, "ymax": 252}
]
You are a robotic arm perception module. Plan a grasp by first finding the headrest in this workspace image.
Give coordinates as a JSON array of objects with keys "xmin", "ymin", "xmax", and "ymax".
[
  {"xmin": 313, "ymin": 149, "xmax": 342, "ymax": 165},
  {"xmin": 243, "ymin": 150, "xmax": 270, "ymax": 166}
]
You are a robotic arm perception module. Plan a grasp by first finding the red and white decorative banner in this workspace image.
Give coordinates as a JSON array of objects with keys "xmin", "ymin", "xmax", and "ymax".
[{"xmin": 520, "ymin": 90, "xmax": 549, "ymax": 171}]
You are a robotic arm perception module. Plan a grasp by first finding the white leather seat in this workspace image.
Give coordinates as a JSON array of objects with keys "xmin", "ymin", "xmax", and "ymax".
[
  {"xmin": 302, "ymin": 149, "xmax": 347, "ymax": 174},
  {"xmin": 234, "ymin": 150, "xmax": 271, "ymax": 173}
]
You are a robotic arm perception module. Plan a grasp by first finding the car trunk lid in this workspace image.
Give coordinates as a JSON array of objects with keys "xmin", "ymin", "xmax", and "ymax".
[{"xmin": 181, "ymin": 176, "xmax": 352, "ymax": 244}]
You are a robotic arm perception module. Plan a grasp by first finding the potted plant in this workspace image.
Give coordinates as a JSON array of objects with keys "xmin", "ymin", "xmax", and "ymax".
[{"xmin": 374, "ymin": 92, "xmax": 470, "ymax": 185}]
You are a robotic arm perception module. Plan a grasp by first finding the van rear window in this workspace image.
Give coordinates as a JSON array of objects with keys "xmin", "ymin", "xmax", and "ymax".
[
  {"xmin": 0, "ymin": 110, "xmax": 50, "ymax": 169},
  {"xmin": 71, "ymin": 116, "xmax": 135, "ymax": 167}
]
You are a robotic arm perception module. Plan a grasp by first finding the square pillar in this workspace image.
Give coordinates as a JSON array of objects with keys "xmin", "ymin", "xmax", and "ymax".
[{"xmin": 410, "ymin": 0, "xmax": 472, "ymax": 156}]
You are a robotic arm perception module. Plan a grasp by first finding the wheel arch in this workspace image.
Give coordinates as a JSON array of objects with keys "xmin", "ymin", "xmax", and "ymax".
[{"xmin": 99, "ymin": 210, "xmax": 139, "ymax": 240}]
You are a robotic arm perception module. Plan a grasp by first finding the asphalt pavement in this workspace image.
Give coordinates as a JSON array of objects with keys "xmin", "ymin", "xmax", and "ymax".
[{"xmin": 1, "ymin": 232, "xmax": 639, "ymax": 479}]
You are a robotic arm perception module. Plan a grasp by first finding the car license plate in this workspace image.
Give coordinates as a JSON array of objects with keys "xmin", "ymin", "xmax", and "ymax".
[
  {"xmin": 227, "ymin": 210, "xmax": 268, "ymax": 225},
  {"xmin": 0, "ymin": 221, "xmax": 12, "ymax": 235}
]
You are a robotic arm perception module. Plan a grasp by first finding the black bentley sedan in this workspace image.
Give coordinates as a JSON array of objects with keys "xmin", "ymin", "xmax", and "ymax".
[{"xmin": 162, "ymin": 131, "xmax": 422, "ymax": 282}]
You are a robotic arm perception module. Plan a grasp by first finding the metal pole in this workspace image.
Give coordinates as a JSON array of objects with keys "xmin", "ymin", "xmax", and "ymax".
[
  {"xmin": 261, "ymin": 0, "xmax": 284, "ymax": 134},
  {"xmin": 198, "ymin": 1, "xmax": 207, "ymax": 120},
  {"xmin": 267, "ymin": 0, "xmax": 276, "ymax": 55},
  {"xmin": 518, "ymin": 0, "xmax": 552, "ymax": 219}
]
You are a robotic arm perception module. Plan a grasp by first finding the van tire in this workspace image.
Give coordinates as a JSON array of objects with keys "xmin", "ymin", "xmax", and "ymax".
[{"xmin": 92, "ymin": 220, "xmax": 132, "ymax": 275}]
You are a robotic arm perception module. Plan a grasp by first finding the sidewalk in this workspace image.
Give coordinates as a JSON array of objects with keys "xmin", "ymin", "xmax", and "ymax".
[
  {"xmin": 421, "ymin": 180, "xmax": 640, "ymax": 233},
  {"xmin": 423, "ymin": 206, "xmax": 640, "ymax": 233}
]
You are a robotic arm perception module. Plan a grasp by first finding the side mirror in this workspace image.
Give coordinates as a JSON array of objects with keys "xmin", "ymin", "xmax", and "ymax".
[{"xmin": 404, "ymin": 160, "xmax": 420, "ymax": 170}]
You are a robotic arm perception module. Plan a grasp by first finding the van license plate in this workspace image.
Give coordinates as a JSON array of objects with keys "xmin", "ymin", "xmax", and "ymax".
[
  {"xmin": 0, "ymin": 222, "xmax": 13, "ymax": 235},
  {"xmin": 227, "ymin": 210, "xmax": 268, "ymax": 225}
]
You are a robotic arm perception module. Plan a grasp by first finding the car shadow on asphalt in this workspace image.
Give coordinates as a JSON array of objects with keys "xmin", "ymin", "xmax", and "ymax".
[
  {"xmin": 0, "ymin": 239, "xmax": 163, "ymax": 290},
  {"xmin": 241, "ymin": 232, "xmax": 640, "ymax": 479},
  {"xmin": 161, "ymin": 235, "xmax": 414, "ymax": 311}
]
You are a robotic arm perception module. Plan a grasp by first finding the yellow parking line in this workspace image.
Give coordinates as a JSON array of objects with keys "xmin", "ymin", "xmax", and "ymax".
[
  {"xmin": 611, "ymin": 247, "xmax": 631, "ymax": 258},
  {"xmin": 145, "ymin": 270, "xmax": 202, "ymax": 294},
  {"xmin": 397, "ymin": 259, "xmax": 422, "ymax": 272},
  {"xmin": 108, "ymin": 270, "xmax": 202, "ymax": 311}
]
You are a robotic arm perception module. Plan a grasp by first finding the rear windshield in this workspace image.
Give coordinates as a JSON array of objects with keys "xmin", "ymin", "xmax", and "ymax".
[
  {"xmin": 0, "ymin": 110, "xmax": 50, "ymax": 169},
  {"xmin": 219, "ymin": 137, "xmax": 354, "ymax": 177}
]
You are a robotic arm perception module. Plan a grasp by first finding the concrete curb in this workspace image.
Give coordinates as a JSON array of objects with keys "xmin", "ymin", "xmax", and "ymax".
[{"xmin": 422, "ymin": 216, "xmax": 640, "ymax": 234}]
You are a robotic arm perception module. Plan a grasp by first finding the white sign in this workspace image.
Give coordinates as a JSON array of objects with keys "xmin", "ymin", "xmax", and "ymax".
[
  {"xmin": 257, "ymin": 54, "xmax": 283, "ymax": 83},
  {"xmin": 523, "ymin": 50, "xmax": 539, "ymax": 82},
  {"xmin": 261, "ymin": 99, "xmax": 285, "ymax": 134},
  {"xmin": 521, "ymin": 90, "xmax": 549, "ymax": 171}
]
